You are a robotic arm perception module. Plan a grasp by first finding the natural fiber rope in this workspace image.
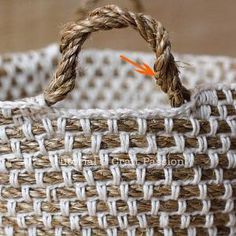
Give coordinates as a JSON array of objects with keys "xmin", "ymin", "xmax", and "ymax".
[
  {"xmin": 76, "ymin": 0, "xmax": 103, "ymax": 21},
  {"xmin": 76, "ymin": 0, "xmax": 144, "ymax": 21},
  {"xmin": 44, "ymin": 5, "xmax": 191, "ymax": 107}
]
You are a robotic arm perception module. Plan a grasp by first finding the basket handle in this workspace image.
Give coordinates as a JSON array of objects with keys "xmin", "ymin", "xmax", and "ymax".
[
  {"xmin": 43, "ymin": 5, "xmax": 191, "ymax": 107},
  {"xmin": 76, "ymin": 0, "xmax": 144, "ymax": 21}
]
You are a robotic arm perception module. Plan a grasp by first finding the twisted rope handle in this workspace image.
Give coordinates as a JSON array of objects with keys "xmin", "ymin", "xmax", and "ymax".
[
  {"xmin": 44, "ymin": 5, "xmax": 191, "ymax": 107},
  {"xmin": 76, "ymin": 0, "xmax": 143, "ymax": 21}
]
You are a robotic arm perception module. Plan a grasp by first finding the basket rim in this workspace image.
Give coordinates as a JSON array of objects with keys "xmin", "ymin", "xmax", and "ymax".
[
  {"xmin": 0, "ymin": 83, "xmax": 233, "ymax": 119},
  {"xmin": 2, "ymin": 45, "xmax": 236, "ymax": 62}
]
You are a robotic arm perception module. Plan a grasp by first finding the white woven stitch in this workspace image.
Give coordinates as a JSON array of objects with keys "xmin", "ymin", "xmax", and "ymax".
[
  {"xmin": 0, "ymin": 44, "xmax": 235, "ymax": 108},
  {"xmin": 1, "ymin": 82, "xmax": 236, "ymax": 121},
  {"xmin": 21, "ymin": 185, "xmax": 31, "ymax": 202},
  {"xmin": 208, "ymin": 117, "xmax": 218, "ymax": 136},
  {"xmin": 75, "ymin": 184, "xmax": 86, "ymax": 201},
  {"xmin": 58, "ymin": 48, "xmax": 236, "ymax": 110},
  {"xmin": 177, "ymin": 199, "xmax": 187, "ymax": 215},
  {"xmin": 0, "ymin": 46, "xmax": 236, "ymax": 236},
  {"xmin": 0, "ymin": 84, "xmax": 236, "ymax": 120}
]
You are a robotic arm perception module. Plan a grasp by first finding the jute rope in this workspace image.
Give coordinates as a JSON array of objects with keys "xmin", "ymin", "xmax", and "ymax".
[
  {"xmin": 44, "ymin": 5, "xmax": 191, "ymax": 107},
  {"xmin": 76, "ymin": 0, "xmax": 144, "ymax": 21}
]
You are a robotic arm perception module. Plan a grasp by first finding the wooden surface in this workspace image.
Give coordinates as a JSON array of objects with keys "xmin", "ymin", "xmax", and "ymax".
[{"xmin": 0, "ymin": 0, "xmax": 235, "ymax": 56}]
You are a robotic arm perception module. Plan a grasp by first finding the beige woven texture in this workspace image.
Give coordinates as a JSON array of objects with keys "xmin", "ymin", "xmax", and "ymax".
[
  {"xmin": 0, "ymin": 4, "xmax": 236, "ymax": 236},
  {"xmin": 44, "ymin": 5, "xmax": 190, "ymax": 107}
]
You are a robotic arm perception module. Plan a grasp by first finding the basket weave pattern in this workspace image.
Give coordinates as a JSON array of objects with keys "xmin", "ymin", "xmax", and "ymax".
[
  {"xmin": 0, "ymin": 86, "xmax": 236, "ymax": 235},
  {"xmin": 0, "ymin": 4, "xmax": 236, "ymax": 236}
]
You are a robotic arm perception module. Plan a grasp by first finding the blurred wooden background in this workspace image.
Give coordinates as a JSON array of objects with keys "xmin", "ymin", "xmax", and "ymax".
[{"xmin": 0, "ymin": 0, "xmax": 235, "ymax": 56}]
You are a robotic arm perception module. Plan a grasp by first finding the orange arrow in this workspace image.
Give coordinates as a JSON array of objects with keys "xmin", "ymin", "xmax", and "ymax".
[{"xmin": 120, "ymin": 55, "xmax": 155, "ymax": 77}]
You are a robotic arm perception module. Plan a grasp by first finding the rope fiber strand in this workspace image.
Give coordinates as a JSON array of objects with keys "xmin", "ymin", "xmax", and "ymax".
[
  {"xmin": 75, "ymin": 0, "xmax": 144, "ymax": 21},
  {"xmin": 44, "ymin": 5, "xmax": 191, "ymax": 107}
]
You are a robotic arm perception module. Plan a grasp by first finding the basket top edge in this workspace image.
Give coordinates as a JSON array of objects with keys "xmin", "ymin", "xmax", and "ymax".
[
  {"xmin": 0, "ymin": 83, "xmax": 234, "ymax": 120},
  {"xmin": 1, "ymin": 44, "xmax": 236, "ymax": 62}
]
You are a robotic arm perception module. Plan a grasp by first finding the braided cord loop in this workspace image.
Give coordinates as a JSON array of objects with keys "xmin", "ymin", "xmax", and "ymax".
[{"xmin": 44, "ymin": 5, "xmax": 191, "ymax": 107}]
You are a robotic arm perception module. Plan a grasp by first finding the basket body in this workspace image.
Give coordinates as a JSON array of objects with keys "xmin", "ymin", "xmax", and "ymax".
[{"xmin": 0, "ymin": 45, "xmax": 236, "ymax": 235}]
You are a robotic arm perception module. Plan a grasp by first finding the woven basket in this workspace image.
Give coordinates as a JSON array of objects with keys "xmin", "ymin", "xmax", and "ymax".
[{"xmin": 0, "ymin": 5, "xmax": 236, "ymax": 236}]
